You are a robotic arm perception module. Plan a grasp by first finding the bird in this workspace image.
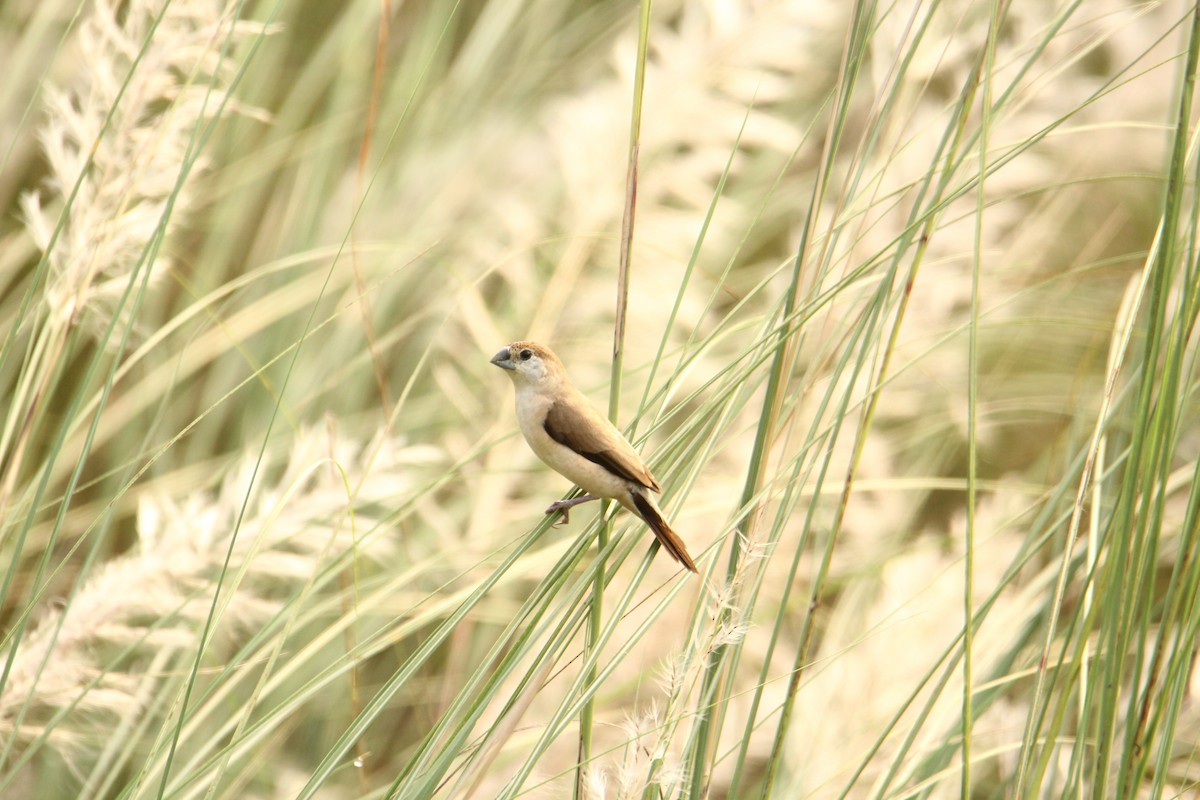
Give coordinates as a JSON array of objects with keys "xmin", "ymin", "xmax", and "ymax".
[{"xmin": 490, "ymin": 341, "xmax": 698, "ymax": 573}]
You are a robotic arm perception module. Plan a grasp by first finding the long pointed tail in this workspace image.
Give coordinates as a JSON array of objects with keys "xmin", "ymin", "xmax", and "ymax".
[{"xmin": 631, "ymin": 491, "xmax": 698, "ymax": 573}]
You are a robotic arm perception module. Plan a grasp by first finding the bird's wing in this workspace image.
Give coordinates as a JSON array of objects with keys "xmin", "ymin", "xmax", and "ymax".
[{"xmin": 543, "ymin": 398, "xmax": 661, "ymax": 493}]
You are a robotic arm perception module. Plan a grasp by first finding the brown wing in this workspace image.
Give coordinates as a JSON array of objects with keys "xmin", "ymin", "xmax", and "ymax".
[{"xmin": 543, "ymin": 398, "xmax": 661, "ymax": 492}]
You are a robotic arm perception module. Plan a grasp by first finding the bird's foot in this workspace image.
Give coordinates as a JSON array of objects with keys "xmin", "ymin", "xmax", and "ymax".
[{"xmin": 545, "ymin": 495, "xmax": 598, "ymax": 526}]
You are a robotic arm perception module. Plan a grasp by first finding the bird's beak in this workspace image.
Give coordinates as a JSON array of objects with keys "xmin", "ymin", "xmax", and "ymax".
[{"xmin": 490, "ymin": 348, "xmax": 515, "ymax": 370}]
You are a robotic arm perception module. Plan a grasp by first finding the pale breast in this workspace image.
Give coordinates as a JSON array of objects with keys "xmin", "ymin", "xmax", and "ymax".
[{"xmin": 514, "ymin": 387, "xmax": 629, "ymax": 500}]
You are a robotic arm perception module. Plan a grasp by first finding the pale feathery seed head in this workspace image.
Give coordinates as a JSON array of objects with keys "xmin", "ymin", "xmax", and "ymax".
[
  {"xmin": 712, "ymin": 621, "xmax": 750, "ymax": 648},
  {"xmin": 655, "ymin": 651, "xmax": 690, "ymax": 701},
  {"xmin": 0, "ymin": 425, "xmax": 437, "ymax": 764},
  {"xmin": 20, "ymin": 0, "xmax": 269, "ymax": 338},
  {"xmin": 585, "ymin": 767, "xmax": 608, "ymax": 800}
]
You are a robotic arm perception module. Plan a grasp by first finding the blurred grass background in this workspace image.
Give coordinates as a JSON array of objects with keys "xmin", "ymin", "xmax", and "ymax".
[{"xmin": 1, "ymin": 0, "xmax": 1199, "ymax": 797}]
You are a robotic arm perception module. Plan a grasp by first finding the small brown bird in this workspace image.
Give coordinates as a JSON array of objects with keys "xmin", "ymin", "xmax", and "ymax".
[{"xmin": 490, "ymin": 341, "xmax": 698, "ymax": 573}]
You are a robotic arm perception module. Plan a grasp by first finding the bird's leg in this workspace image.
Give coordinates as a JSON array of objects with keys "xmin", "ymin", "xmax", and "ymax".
[{"xmin": 545, "ymin": 494, "xmax": 599, "ymax": 525}]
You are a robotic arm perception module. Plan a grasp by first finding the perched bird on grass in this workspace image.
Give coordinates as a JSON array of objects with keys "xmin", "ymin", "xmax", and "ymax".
[{"xmin": 490, "ymin": 341, "xmax": 698, "ymax": 573}]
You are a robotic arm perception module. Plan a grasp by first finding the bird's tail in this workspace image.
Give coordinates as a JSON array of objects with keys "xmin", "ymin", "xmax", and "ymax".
[{"xmin": 631, "ymin": 491, "xmax": 698, "ymax": 574}]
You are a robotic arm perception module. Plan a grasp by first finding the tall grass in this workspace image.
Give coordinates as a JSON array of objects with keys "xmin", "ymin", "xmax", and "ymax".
[{"xmin": 1, "ymin": 0, "xmax": 1197, "ymax": 797}]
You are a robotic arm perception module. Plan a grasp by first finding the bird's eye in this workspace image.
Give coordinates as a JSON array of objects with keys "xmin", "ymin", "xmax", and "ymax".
[{"xmin": 519, "ymin": 349, "xmax": 533, "ymax": 361}]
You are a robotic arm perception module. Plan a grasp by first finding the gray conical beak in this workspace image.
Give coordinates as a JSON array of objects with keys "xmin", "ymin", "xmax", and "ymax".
[{"xmin": 490, "ymin": 347, "xmax": 515, "ymax": 370}]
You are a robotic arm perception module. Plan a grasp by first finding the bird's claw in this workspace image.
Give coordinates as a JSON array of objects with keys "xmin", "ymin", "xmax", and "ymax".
[
  {"xmin": 545, "ymin": 501, "xmax": 572, "ymax": 526},
  {"xmin": 545, "ymin": 495, "xmax": 598, "ymax": 526}
]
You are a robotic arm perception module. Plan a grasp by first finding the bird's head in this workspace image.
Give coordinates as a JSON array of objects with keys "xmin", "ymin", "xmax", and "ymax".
[{"xmin": 489, "ymin": 341, "xmax": 562, "ymax": 385}]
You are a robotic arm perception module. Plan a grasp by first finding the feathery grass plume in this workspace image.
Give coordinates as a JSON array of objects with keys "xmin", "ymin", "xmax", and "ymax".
[
  {"xmin": 0, "ymin": 425, "xmax": 439, "ymax": 788},
  {"xmin": 607, "ymin": 702, "xmax": 689, "ymax": 800},
  {"xmin": 19, "ymin": 0, "xmax": 266, "ymax": 335},
  {"xmin": 0, "ymin": 0, "xmax": 270, "ymax": 613}
]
